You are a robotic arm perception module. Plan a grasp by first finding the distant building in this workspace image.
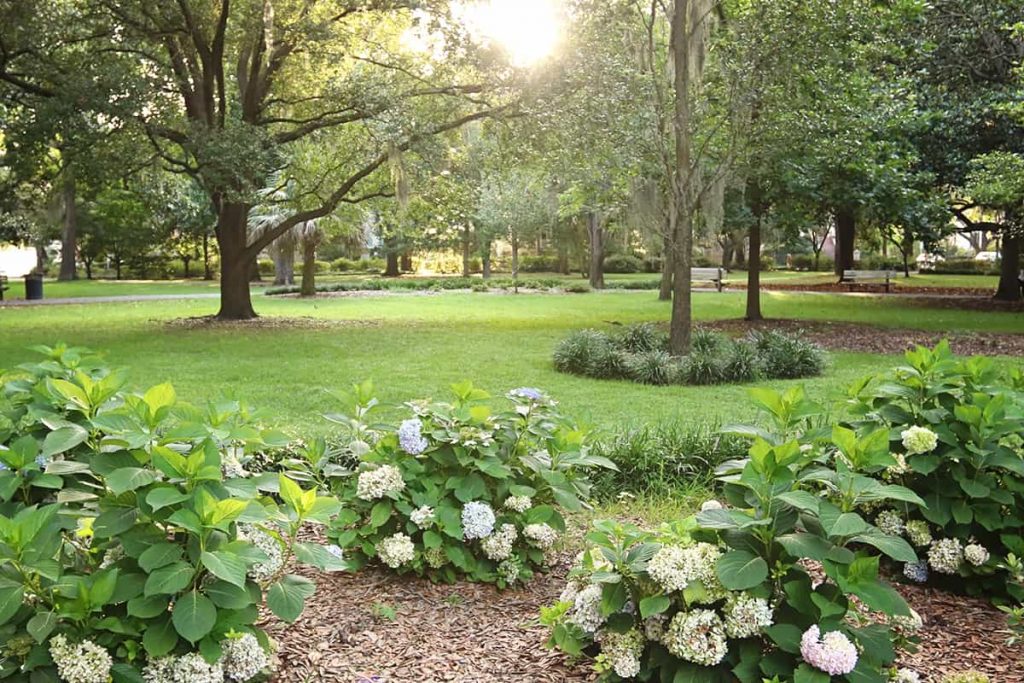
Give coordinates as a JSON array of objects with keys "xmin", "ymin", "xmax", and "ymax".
[{"xmin": 0, "ymin": 244, "xmax": 36, "ymax": 277}]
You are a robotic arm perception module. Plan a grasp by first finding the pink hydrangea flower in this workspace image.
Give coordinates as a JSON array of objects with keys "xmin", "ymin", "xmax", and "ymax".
[{"xmin": 800, "ymin": 625, "xmax": 858, "ymax": 675}]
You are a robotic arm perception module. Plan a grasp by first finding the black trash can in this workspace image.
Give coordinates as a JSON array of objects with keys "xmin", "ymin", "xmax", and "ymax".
[{"xmin": 24, "ymin": 273, "xmax": 43, "ymax": 300}]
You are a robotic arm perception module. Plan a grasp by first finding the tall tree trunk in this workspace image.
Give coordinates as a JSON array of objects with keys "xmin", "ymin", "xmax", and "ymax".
[
  {"xmin": 462, "ymin": 224, "xmax": 472, "ymax": 277},
  {"xmin": 59, "ymin": 169, "xmax": 78, "ymax": 281},
  {"xmin": 733, "ymin": 236, "xmax": 746, "ymax": 267},
  {"xmin": 300, "ymin": 237, "xmax": 317, "ymax": 296},
  {"xmin": 668, "ymin": 0, "xmax": 695, "ymax": 355},
  {"xmin": 400, "ymin": 253, "xmax": 413, "ymax": 272},
  {"xmin": 482, "ymin": 250, "xmax": 492, "ymax": 279},
  {"xmin": 216, "ymin": 203, "xmax": 257, "ymax": 319},
  {"xmin": 994, "ymin": 231, "xmax": 1021, "ymax": 302},
  {"xmin": 659, "ymin": 228, "xmax": 673, "ymax": 301},
  {"xmin": 587, "ymin": 212, "xmax": 605, "ymax": 289},
  {"xmin": 183, "ymin": 257, "xmax": 192, "ymax": 279},
  {"xmin": 83, "ymin": 258, "xmax": 93, "ymax": 280},
  {"xmin": 272, "ymin": 245, "xmax": 295, "ymax": 285},
  {"xmin": 721, "ymin": 243, "xmax": 734, "ymax": 269},
  {"xmin": 746, "ymin": 212, "xmax": 763, "ymax": 321},
  {"xmin": 834, "ymin": 206, "xmax": 856, "ymax": 277},
  {"xmin": 34, "ymin": 242, "xmax": 46, "ymax": 273},
  {"xmin": 114, "ymin": 257, "xmax": 122, "ymax": 280},
  {"xmin": 203, "ymin": 233, "xmax": 214, "ymax": 280},
  {"xmin": 557, "ymin": 241, "xmax": 570, "ymax": 275},
  {"xmin": 511, "ymin": 232, "xmax": 520, "ymax": 279},
  {"xmin": 384, "ymin": 252, "xmax": 400, "ymax": 277}
]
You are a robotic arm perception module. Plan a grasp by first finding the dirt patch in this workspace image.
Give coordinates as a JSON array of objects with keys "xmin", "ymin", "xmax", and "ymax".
[
  {"xmin": 265, "ymin": 555, "xmax": 1022, "ymax": 683},
  {"xmin": 162, "ymin": 316, "xmax": 381, "ymax": 330},
  {"xmin": 702, "ymin": 319, "xmax": 1024, "ymax": 356}
]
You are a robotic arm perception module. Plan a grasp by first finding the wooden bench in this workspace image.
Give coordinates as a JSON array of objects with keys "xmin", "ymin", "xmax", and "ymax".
[
  {"xmin": 841, "ymin": 269, "xmax": 894, "ymax": 293},
  {"xmin": 692, "ymin": 267, "xmax": 726, "ymax": 292},
  {"xmin": 0, "ymin": 273, "xmax": 8, "ymax": 301}
]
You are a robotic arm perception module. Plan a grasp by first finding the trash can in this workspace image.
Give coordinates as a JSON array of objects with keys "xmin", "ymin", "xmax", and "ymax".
[{"xmin": 24, "ymin": 273, "xmax": 43, "ymax": 300}]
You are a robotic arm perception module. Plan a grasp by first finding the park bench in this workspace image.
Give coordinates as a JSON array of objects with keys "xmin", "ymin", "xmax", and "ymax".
[
  {"xmin": 841, "ymin": 269, "xmax": 895, "ymax": 293},
  {"xmin": 692, "ymin": 267, "xmax": 726, "ymax": 292},
  {"xmin": 0, "ymin": 273, "xmax": 8, "ymax": 301}
]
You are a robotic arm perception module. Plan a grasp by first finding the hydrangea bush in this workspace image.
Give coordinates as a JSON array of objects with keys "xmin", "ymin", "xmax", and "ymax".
[
  {"xmin": 326, "ymin": 382, "xmax": 614, "ymax": 586},
  {"xmin": 840, "ymin": 342, "xmax": 1024, "ymax": 601},
  {"xmin": 543, "ymin": 426, "xmax": 922, "ymax": 681},
  {"xmin": 0, "ymin": 345, "xmax": 346, "ymax": 681}
]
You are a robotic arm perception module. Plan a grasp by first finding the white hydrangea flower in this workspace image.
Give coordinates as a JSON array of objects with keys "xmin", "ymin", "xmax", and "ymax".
[
  {"xmin": 800, "ymin": 626, "xmax": 858, "ymax": 675},
  {"xmin": 356, "ymin": 464, "xmax": 405, "ymax": 501},
  {"xmin": 49, "ymin": 634, "xmax": 113, "ymax": 683},
  {"xmin": 646, "ymin": 543, "xmax": 724, "ymax": 601},
  {"xmin": 890, "ymin": 609, "xmax": 923, "ymax": 635},
  {"xmin": 599, "ymin": 629, "xmax": 645, "ymax": 679},
  {"xmin": 905, "ymin": 520, "xmax": 933, "ymax": 547},
  {"xmin": 568, "ymin": 584, "xmax": 604, "ymax": 634},
  {"xmin": 663, "ymin": 609, "xmax": 728, "ymax": 667},
  {"xmin": 523, "ymin": 523, "xmax": 559, "ymax": 550},
  {"xmin": 901, "ymin": 426, "xmax": 938, "ymax": 455},
  {"xmin": 891, "ymin": 668, "xmax": 921, "ymax": 683},
  {"xmin": 643, "ymin": 613, "xmax": 668, "ymax": 642},
  {"xmin": 99, "ymin": 544, "xmax": 125, "ymax": 569},
  {"xmin": 497, "ymin": 558, "xmax": 520, "ymax": 584},
  {"xmin": 238, "ymin": 523, "xmax": 284, "ymax": 583},
  {"xmin": 963, "ymin": 542, "xmax": 990, "ymax": 567},
  {"xmin": 461, "ymin": 501, "xmax": 496, "ymax": 540},
  {"xmin": 143, "ymin": 652, "xmax": 224, "ymax": 683},
  {"xmin": 222, "ymin": 446, "xmax": 250, "ymax": 479},
  {"xmin": 928, "ymin": 538, "xmax": 963, "ymax": 574},
  {"xmin": 886, "ymin": 453, "xmax": 910, "ymax": 477},
  {"xmin": 221, "ymin": 633, "xmax": 269, "ymax": 682},
  {"xmin": 700, "ymin": 500, "xmax": 723, "ymax": 512},
  {"xmin": 481, "ymin": 524, "xmax": 518, "ymax": 561},
  {"xmin": 410, "ymin": 506, "xmax": 434, "ymax": 528},
  {"xmin": 424, "ymin": 546, "xmax": 447, "ymax": 568},
  {"xmin": 503, "ymin": 495, "xmax": 533, "ymax": 513},
  {"xmin": 876, "ymin": 510, "xmax": 905, "ymax": 537},
  {"xmin": 377, "ymin": 533, "xmax": 415, "ymax": 568},
  {"xmin": 558, "ymin": 578, "xmax": 583, "ymax": 604},
  {"xmin": 723, "ymin": 593, "xmax": 774, "ymax": 639}
]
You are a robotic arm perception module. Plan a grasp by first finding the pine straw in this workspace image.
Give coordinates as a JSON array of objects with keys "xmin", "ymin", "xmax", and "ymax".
[
  {"xmin": 702, "ymin": 319, "xmax": 1024, "ymax": 357},
  {"xmin": 264, "ymin": 554, "xmax": 1022, "ymax": 683}
]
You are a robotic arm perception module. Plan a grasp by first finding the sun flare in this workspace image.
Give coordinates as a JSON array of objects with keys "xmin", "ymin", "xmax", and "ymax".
[{"xmin": 458, "ymin": 0, "xmax": 564, "ymax": 67}]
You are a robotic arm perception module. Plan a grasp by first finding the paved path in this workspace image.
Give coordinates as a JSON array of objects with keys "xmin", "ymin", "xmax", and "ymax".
[{"xmin": 0, "ymin": 288, "xmax": 1001, "ymax": 308}]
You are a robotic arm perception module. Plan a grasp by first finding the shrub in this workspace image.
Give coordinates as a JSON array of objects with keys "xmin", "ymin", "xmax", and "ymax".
[
  {"xmin": 0, "ymin": 345, "xmax": 343, "ymax": 681},
  {"xmin": 519, "ymin": 255, "xmax": 561, "ymax": 273},
  {"xmin": 590, "ymin": 422, "xmax": 748, "ymax": 499},
  {"xmin": 331, "ymin": 257, "xmax": 360, "ymax": 272},
  {"xmin": 928, "ymin": 258, "xmax": 999, "ymax": 275},
  {"xmin": 563, "ymin": 282, "xmax": 593, "ymax": 294},
  {"xmin": 690, "ymin": 327, "xmax": 724, "ymax": 355},
  {"xmin": 720, "ymin": 340, "xmax": 762, "ymax": 383},
  {"xmin": 295, "ymin": 260, "xmax": 331, "ymax": 274},
  {"xmin": 605, "ymin": 278, "xmax": 661, "ymax": 291},
  {"xmin": 543, "ymin": 418, "xmax": 921, "ymax": 681},
  {"xmin": 603, "ymin": 253, "xmax": 644, "ymax": 274},
  {"xmin": 325, "ymin": 382, "xmax": 614, "ymax": 586},
  {"xmin": 257, "ymin": 258, "xmax": 275, "ymax": 275},
  {"xmin": 553, "ymin": 330, "xmax": 622, "ymax": 378},
  {"xmin": 625, "ymin": 350, "xmax": 676, "ymax": 386},
  {"xmin": 680, "ymin": 346, "xmax": 725, "ymax": 385},
  {"xmin": 840, "ymin": 342, "xmax": 1024, "ymax": 601},
  {"xmin": 615, "ymin": 322, "xmax": 664, "ymax": 353},
  {"xmin": 748, "ymin": 329, "xmax": 827, "ymax": 379},
  {"xmin": 789, "ymin": 253, "xmax": 834, "ymax": 272}
]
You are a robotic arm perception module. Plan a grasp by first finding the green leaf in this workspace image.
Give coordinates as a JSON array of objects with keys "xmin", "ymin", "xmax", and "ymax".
[
  {"xmin": 794, "ymin": 664, "xmax": 831, "ymax": 683},
  {"xmin": 369, "ymin": 501, "xmax": 393, "ymax": 528},
  {"xmin": 26, "ymin": 612, "xmax": 57, "ymax": 643},
  {"xmin": 93, "ymin": 508, "xmax": 138, "ymax": 538},
  {"xmin": 41, "ymin": 425, "xmax": 89, "ymax": 458},
  {"xmin": 172, "ymin": 590, "xmax": 217, "ymax": 642},
  {"xmin": 266, "ymin": 575, "xmax": 315, "ymax": 623},
  {"xmin": 144, "ymin": 562, "xmax": 194, "ymax": 597},
  {"xmin": 142, "ymin": 616, "xmax": 178, "ymax": 657},
  {"xmin": 829, "ymin": 512, "xmax": 870, "ymax": 538},
  {"xmin": 639, "ymin": 594, "xmax": 671, "ymax": 618},
  {"xmin": 200, "ymin": 551, "xmax": 248, "ymax": 588},
  {"xmin": 138, "ymin": 543, "xmax": 184, "ymax": 573},
  {"xmin": 851, "ymin": 532, "xmax": 917, "ymax": 563},
  {"xmin": 278, "ymin": 474, "xmax": 305, "ymax": 513},
  {"xmin": 716, "ymin": 550, "xmax": 769, "ymax": 591},
  {"xmin": 776, "ymin": 490, "xmax": 821, "ymax": 513},
  {"xmin": 143, "ymin": 383, "xmax": 177, "ymax": 414},
  {"xmin": 146, "ymin": 487, "xmax": 191, "ymax": 511},
  {"xmin": 293, "ymin": 543, "xmax": 347, "ymax": 572},
  {"xmin": 127, "ymin": 595, "xmax": 170, "ymax": 619},
  {"xmin": 205, "ymin": 581, "xmax": 256, "ymax": 610}
]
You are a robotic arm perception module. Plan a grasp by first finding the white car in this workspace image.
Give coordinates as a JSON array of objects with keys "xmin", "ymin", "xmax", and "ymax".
[{"xmin": 975, "ymin": 251, "xmax": 999, "ymax": 262}]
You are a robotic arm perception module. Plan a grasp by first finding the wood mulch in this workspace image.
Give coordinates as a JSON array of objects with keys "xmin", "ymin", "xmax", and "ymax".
[
  {"xmin": 702, "ymin": 319, "xmax": 1024, "ymax": 357},
  {"xmin": 264, "ymin": 552, "xmax": 1023, "ymax": 682},
  {"xmin": 162, "ymin": 316, "xmax": 381, "ymax": 330}
]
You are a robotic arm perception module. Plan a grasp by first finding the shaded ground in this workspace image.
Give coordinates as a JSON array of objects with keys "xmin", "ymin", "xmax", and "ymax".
[
  {"xmin": 162, "ymin": 315, "xmax": 381, "ymax": 330},
  {"xmin": 704, "ymin": 319, "xmax": 1024, "ymax": 356},
  {"xmin": 265, "ymin": 557, "xmax": 1022, "ymax": 683}
]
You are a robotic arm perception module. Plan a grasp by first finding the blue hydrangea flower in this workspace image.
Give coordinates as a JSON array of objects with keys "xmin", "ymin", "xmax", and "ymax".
[
  {"xmin": 397, "ymin": 419, "xmax": 428, "ymax": 455},
  {"xmin": 509, "ymin": 387, "xmax": 545, "ymax": 401},
  {"xmin": 325, "ymin": 544, "xmax": 344, "ymax": 558},
  {"xmin": 461, "ymin": 501, "xmax": 496, "ymax": 540},
  {"xmin": 903, "ymin": 560, "xmax": 928, "ymax": 583},
  {"xmin": 35, "ymin": 455, "xmax": 49, "ymax": 469}
]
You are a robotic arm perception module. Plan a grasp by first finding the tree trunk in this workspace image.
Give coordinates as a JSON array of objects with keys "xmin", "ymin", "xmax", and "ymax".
[
  {"xmin": 83, "ymin": 258, "xmax": 93, "ymax": 280},
  {"xmin": 721, "ymin": 243, "xmax": 733, "ymax": 269},
  {"xmin": 249, "ymin": 255, "xmax": 262, "ymax": 282},
  {"xmin": 182, "ymin": 257, "xmax": 192, "ymax": 279},
  {"xmin": 215, "ymin": 203, "xmax": 257, "ymax": 319},
  {"xmin": 668, "ymin": 0, "xmax": 694, "ymax": 355},
  {"xmin": 659, "ymin": 228, "xmax": 673, "ymax": 301},
  {"xmin": 994, "ymin": 232, "xmax": 1021, "ymax": 302},
  {"xmin": 557, "ymin": 241, "xmax": 569, "ymax": 275},
  {"xmin": 300, "ymin": 238, "xmax": 317, "ymax": 296},
  {"xmin": 400, "ymin": 253, "xmax": 413, "ymax": 272},
  {"xmin": 34, "ymin": 242, "xmax": 46, "ymax": 273},
  {"xmin": 272, "ymin": 246, "xmax": 295, "ymax": 285},
  {"xmin": 203, "ymin": 233, "xmax": 214, "ymax": 280},
  {"xmin": 384, "ymin": 252, "xmax": 400, "ymax": 277},
  {"xmin": 587, "ymin": 212, "xmax": 604, "ymax": 289},
  {"xmin": 733, "ymin": 236, "xmax": 746, "ymax": 267},
  {"xmin": 834, "ymin": 206, "xmax": 856, "ymax": 277},
  {"xmin": 482, "ymin": 251, "xmax": 492, "ymax": 279},
  {"xmin": 746, "ymin": 199, "xmax": 764, "ymax": 322},
  {"xmin": 59, "ymin": 169, "xmax": 78, "ymax": 281},
  {"xmin": 114, "ymin": 257, "xmax": 122, "ymax": 280},
  {"xmin": 511, "ymin": 232, "xmax": 520, "ymax": 279},
  {"xmin": 462, "ymin": 224, "xmax": 472, "ymax": 277}
]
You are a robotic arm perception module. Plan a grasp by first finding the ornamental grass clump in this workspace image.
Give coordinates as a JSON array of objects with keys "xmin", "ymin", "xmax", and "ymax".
[
  {"xmin": 0, "ymin": 344, "xmax": 346, "ymax": 682},
  {"xmin": 327, "ymin": 382, "xmax": 615, "ymax": 586},
  {"xmin": 552, "ymin": 324, "xmax": 825, "ymax": 387},
  {"xmin": 543, "ymin": 418, "xmax": 921, "ymax": 681}
]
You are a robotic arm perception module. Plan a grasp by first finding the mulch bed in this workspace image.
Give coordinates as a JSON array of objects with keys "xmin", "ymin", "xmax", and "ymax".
[
  {"xmin": 265, "ymin": 555, "xmax": 1023, "ymax": 683},
  {"xmin": 702, "ymin": 319, "xmax": 1024, "ymax": 356},
  {"xmin": 730, "ymin": 282, "xmax": 999, "ymax": 298},
  {"xmin": 162, "ymin": 316, "xmax": 382, "ymax": 330}
]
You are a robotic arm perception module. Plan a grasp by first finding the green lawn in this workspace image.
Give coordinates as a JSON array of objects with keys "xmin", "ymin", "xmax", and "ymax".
[
  {"xmin": 2, "ymin": 290, "xmax": 1019, "ymax": 438},
  {"xmin": 4, "ymin": 278, "xmax": 226, "ymax": 299}
]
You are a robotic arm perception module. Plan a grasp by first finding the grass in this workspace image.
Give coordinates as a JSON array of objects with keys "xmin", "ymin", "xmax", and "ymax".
[{"xmin": 1, "ymin": 289, "xmax": 1019, "ymax": 437}]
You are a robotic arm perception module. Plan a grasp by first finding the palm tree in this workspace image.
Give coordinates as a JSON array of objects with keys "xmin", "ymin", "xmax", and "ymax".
[{"xmin": 248, "ymin": 178, "xmax": 324, "ymax": 296}]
